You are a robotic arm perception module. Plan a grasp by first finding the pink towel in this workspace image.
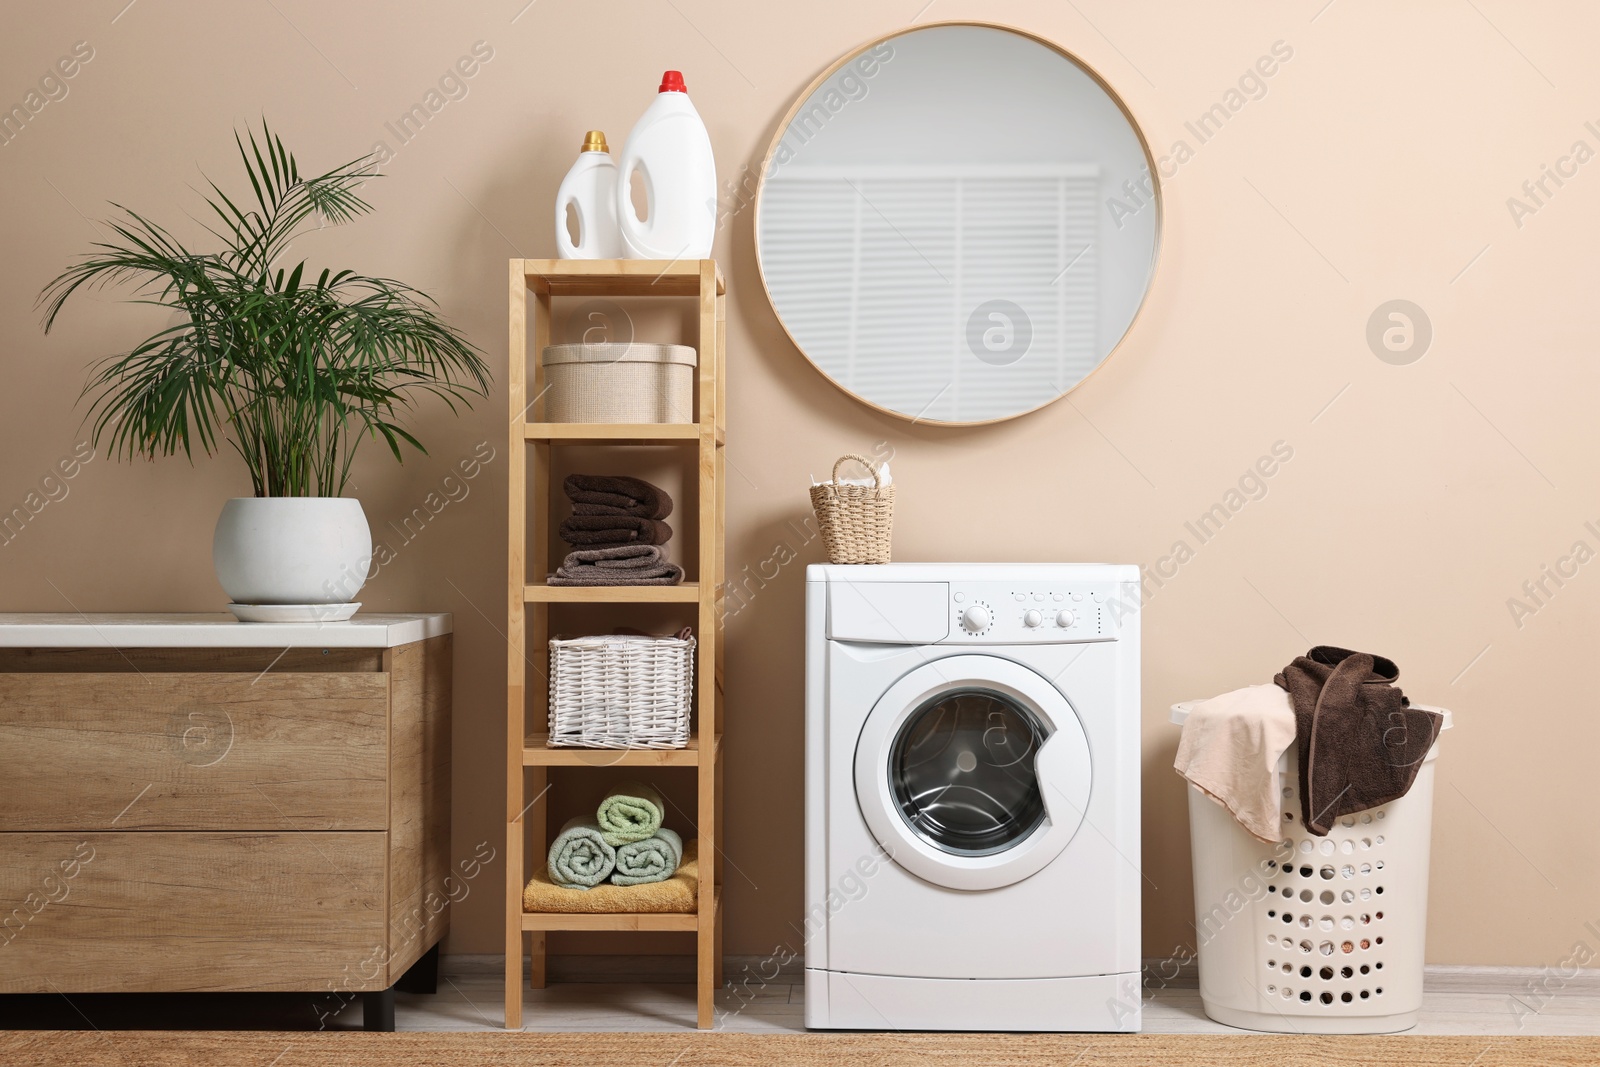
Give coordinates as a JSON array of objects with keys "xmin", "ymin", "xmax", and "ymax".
[{"xmin": 1174, "ymin": 685, "xmax": 1297, "ymax": 844}]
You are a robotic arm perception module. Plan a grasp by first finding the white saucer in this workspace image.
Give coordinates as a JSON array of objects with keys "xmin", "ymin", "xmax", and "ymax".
[{"xmin": 226, "ymin": 603, "xmax": 361, "ymax": 623}]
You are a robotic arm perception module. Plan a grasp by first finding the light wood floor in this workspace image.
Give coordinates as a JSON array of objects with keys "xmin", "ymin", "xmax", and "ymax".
[
  {"xmin": 3, "ymin": 967, "xmax": 1594, "ymax": 1036},
  {"xmin": 414, "ymin": 969, "xmax": 1600, "ymax": 1036}
]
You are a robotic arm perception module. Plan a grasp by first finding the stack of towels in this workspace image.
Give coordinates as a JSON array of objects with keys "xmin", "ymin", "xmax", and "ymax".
[
  {"xmin": 548, "ymin": 474, "xmax": 683, "ymax": 586},
  {"xmin": 545, "ymin": 781, "xmax": 684, "ymax": 889}
]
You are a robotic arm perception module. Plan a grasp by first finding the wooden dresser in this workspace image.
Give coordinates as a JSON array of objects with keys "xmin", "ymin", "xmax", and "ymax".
[{"xmin": 0, "ymin": 613, "xmax": 452, "ymax": 1030}]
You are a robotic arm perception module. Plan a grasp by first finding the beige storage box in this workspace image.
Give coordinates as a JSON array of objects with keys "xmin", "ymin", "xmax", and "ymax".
[{"xmin": 541, "ymin": 342, "xmax": 696, "ymax": 424}]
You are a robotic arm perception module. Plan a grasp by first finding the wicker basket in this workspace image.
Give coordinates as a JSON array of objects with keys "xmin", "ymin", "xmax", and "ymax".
[
  {"xmin": 542, "ymin": 343, "xmax": 696, "ymax": 424},
  {"xmin": 547, "ymin": 631, "xmax": 695, "ymax": 749},
  {"xmin": 809, "ymin": 454, "xmax": 894, "ymax": 565}
]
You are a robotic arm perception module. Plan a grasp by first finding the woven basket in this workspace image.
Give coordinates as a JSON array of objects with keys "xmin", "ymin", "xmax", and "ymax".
[
  {"xmin": 547, "ymin": 631, "xmax": 694, "ymax": 749},
  {"xmin": 542, "ymin": 343, "xmax": 695, "ymax": 424},
  {"xmin": 809, "ymin": 454, "xmax": 894, "ymax": 565}
]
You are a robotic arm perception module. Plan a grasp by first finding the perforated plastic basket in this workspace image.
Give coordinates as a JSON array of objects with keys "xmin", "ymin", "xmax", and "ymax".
[{"xmin": 1171, "ymin": 702, "xmax": 1451, "ymax": 1034}]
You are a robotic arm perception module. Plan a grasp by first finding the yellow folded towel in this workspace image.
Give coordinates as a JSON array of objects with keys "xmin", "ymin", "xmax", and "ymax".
[{"xmin": 524, "ymin": 840, "xmax": 699, "ymax": 914}]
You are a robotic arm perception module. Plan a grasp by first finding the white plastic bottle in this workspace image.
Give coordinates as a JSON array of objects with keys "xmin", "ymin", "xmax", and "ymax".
[
  {"xmin": 555, "ymin": 130, "xmax": 623, "ymax": 259},
  {"xmin": 616, "ymin": 71, "xmax": 717, "ymax": 260}
]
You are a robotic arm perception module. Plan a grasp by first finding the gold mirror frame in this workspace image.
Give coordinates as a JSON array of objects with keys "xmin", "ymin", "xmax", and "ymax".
[{"xmin": 753, "ymin": 20, "xmax": 1164, "ymax": 427}]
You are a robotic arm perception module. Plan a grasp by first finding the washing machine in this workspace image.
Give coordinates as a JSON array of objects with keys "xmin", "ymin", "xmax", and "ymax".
[{"xmin": 804, "ymin": 563, "xmax": 1142, "ymax": 1031}]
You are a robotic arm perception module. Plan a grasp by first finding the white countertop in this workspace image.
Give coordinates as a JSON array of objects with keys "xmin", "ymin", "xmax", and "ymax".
[{"xmin": 0, "ymin": 613, "xmax": 452, "ymax": 648}]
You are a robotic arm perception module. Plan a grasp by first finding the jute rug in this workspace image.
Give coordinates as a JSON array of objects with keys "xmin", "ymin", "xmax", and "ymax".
[{"xmin": 1, "ymin": 1032, "xmax": 1595, "ymax": 1067}]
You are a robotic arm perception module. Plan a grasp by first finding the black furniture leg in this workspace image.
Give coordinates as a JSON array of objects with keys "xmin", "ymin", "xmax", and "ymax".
[
  {"xmin": 363, "ymin": 986, "xmax": 396, "ymax": 1032},
  {"xmin": 394, "ymin": 941, "xmax": 441, "ymax": 995},
  {"xmin": 362, "ymin": 940, "xmax": 440, "ymax": 1028}
]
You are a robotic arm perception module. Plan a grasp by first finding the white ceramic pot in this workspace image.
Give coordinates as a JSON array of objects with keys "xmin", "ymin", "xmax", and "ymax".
[{"xmin": 212, "ymin": 497, "xmax": 372, "ymax": 605}]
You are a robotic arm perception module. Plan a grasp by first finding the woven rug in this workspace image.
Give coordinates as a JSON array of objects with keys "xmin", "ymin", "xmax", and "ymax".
[{"xmin": 2, "ymin": 1032, "xmax": 1596, "ymax": 1066}]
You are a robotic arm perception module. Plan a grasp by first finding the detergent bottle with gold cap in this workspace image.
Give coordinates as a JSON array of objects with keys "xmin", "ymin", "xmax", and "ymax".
[{"xmin": 555, "ymin": 130, "xmax": 623, "ymax": 259}]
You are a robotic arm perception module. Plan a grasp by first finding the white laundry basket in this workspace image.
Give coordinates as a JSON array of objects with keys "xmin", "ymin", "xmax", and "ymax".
[{"xmin": 1170, "ymin": 701, "xmax": 1452, "ymax": 1034}]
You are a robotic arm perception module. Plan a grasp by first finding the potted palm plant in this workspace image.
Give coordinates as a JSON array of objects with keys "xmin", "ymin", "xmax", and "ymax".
[{"xmin": 40, "ymin": 123, "xmax": 490, "ymax": 619}]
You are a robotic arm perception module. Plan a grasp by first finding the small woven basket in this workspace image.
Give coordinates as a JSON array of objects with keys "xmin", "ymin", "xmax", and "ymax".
[
  {"xmin": 548, "ymin": 631, "xmax": 694, "ymax": 749},
  {"xmin": 809, "ymin": 454, "xmax": 894, "ymax": 565}
]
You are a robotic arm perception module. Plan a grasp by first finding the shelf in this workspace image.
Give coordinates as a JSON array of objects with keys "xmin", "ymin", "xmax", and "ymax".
[
  {"xmin": 525, "ymin": 581, "xmax": 702, "ymax": 604},
  {"xmin": 507, "ymin": 254, "xmax": 723, "ymax": 1030},
  {"xmin": 521, "ymin": 888, "xmax": 720, "ymax": 932},
  {"xmin": 521, "ymin": 911, "xmax": 696, "ymax": 932},
  {"xmin": 521, "ymin": 258, "xmax": 725, "ymax": 298},
  {"xmin": 523, "ymin": 732, "xmax": 718, "ymax": 767},
  {"xmin": 524, "ymin": 422, "xmax": 721, "ymax": 445}
]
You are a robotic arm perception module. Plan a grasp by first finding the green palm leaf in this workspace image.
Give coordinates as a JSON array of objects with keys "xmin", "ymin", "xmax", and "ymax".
[{"xmin": 38, "ymin": 120, "xmax": 490, "ymax": 497}]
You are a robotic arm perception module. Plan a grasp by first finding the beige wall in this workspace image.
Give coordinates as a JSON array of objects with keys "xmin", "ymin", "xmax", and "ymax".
[{"xmin": 1, "ymin": 0, "xmax": 1593, "ymax": 969}]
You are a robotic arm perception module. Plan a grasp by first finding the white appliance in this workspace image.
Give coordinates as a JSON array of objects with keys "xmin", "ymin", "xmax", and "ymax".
[{"xmin": 805, "ymin": 563, "xmax": 1142, "ymax": 1031}]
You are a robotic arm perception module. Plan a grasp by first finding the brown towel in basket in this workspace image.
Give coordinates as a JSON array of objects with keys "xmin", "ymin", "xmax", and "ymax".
[
  {"xmin": 548, "ymin": 544, "xmax": 684, "ymax": 586},
  {"xmin": 564, "ymin": 474, "xmax": 673, "ymax": 519},
  {"xmin": 558, "ymin": 514, "xmax": 672, "ymax": 547},
  {"xmin": 1274, "ymin": 646, "xmax": 1443, "ymax": 836}
]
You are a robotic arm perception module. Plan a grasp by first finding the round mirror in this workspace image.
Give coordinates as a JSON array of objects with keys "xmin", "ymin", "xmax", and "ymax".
[{"xmin": 756, "ymin": 23, "xmax": 1160, "ymax": 425}]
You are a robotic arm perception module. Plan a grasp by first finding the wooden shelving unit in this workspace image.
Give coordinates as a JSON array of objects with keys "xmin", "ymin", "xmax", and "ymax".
[
  {"xmin": 521, "ymin": 732, "xmax": 719, "ymax": 768},
  {"xmin": 524, "ymin": 582, "xmax": 703, "ymax": 604},
  {"xmin": 505, "ymin": 259, "xmax": 726, "ymax": 1030}
]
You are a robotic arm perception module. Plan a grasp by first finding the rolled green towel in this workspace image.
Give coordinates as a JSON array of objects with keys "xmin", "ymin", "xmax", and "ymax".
[
  {"xmin": 610, "ymin": 828, "xmax": 684, "ymax": 886},
  {"xmin": 597, "ymin": 780, "xmax": 665, "ymax": 847},
  {"xmin": 546, "ymin": 816, "xmax": 616, "ymax": 890}
]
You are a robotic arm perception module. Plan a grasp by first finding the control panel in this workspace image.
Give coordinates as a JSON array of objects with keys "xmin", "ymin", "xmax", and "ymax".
[{"xmin": 947, "ymin": 583, "xmax": 1115, "ymax": 643}]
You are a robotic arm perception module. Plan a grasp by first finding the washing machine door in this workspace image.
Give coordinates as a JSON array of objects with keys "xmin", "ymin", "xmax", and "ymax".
[{"xmin": 853, "ymin": 654, "xmax": 1092, "ymax": 891}]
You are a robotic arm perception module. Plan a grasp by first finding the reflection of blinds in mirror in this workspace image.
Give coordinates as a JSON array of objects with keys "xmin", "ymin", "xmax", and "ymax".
[{"xmin": 761, "ymin": 164, "xmax": 1100, "ymax": 422}]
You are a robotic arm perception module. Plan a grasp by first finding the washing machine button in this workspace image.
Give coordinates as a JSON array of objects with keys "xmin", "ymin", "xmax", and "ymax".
[
  {"xmin": 1056, "ymin": 609, "xmax": 1075, "ymax": 628},
  {"xmin": 1023, "ymin": 609, "xmax": 1043, "ymax": 628},
  {"xmin": 953, "ymin": 592, "xmax": 965, "ymax": 603}
]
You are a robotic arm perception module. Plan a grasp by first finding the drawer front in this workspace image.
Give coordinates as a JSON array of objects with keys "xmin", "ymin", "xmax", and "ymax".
[
  {"xmin": 0, "ymin": 832, "xmax": 387, "ymax": 993},
  {"xmin": 0, "ymin": 673, "xmax": 389, "ymax": 831}
]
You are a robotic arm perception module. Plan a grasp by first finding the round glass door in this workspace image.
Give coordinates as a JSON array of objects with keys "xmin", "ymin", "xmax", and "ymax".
[
  {"xmin": 890, "ymin": 688, "xmax": 1047, "ymax": 856},
  {"xmin": 854, "ymin": 654, "xmax": 1092, "ymax": 891}
]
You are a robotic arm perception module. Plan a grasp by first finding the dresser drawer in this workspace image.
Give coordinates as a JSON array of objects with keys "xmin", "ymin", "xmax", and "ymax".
[
  {"xmin": 0, "ymin": 673, "xmax": 389, "ymax": 831},
  {"xmin": 0, "ymin": 831, "xmax": 387, "ymax": 993}
]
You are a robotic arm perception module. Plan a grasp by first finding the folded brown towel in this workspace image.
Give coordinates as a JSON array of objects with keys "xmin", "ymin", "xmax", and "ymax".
[
  {"xmin": 571, "ymin": 502, "xmax": 645, "ymax": 517},
  {"xmin": 548, "ymin": 544, "xmax": 685, "ymax": 586},
  {"xmin": 564, "ymin": 474, "xmax": 673, "ymax": 519},
  {"xmin": 558, "ymin": 515, "xmax": 672, "ymax": 547},
  {"xmin": 1274, "ymin": 646, "xmax": 1443, "ymax": 835}
]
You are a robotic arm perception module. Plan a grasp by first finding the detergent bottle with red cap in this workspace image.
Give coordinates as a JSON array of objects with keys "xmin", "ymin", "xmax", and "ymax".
[
  {"xmin": 555, "ymin": 130, "xmax": 623, "ymax": 259},
  {"xmin": 615, "ymin": 70, "xmax": 717, "ymax": 259}
]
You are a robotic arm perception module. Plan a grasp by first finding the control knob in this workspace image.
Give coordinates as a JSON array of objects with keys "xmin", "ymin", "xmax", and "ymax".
[
  {"xmin": 1023, "ymin": 609, "xmax": 1044, "ymax": 628},
  {"xmin": 1055, "ymin": 609, "xmax": 1075, "ymax": 628},
  {"xmin": 961, "ymin": 604, "xmax": 991, "ymax": 633}
]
